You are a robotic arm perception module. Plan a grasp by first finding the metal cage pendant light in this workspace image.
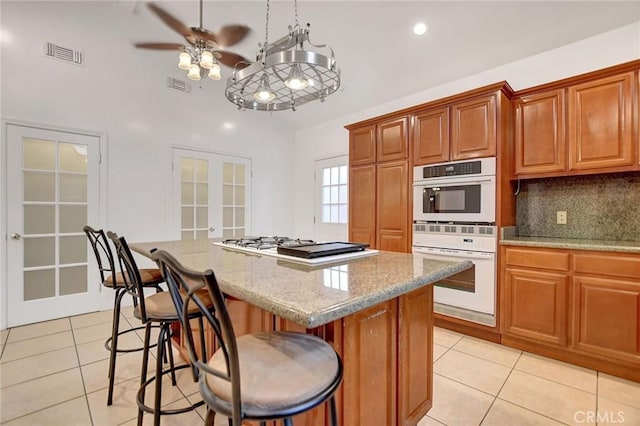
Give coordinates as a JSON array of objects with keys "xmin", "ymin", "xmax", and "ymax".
[{"xmin": 225, "ymin": 0, "xmax": 340, "ymax": 112}]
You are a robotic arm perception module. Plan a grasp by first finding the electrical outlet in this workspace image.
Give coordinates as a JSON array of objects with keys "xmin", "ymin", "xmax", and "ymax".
[{"xmin": 557, "ymin": 211, "xmax": 567, "ymax": 225}]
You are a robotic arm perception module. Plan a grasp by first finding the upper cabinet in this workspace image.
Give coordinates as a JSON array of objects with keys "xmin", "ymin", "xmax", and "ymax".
[
  {"xmin": 568, "ymin": 72, "xmax": 634, "ymax": 171},
  {"xmin": 412, "ymin": 107, "xmax": 450, "ymax": 165},
  {"xmin": 349, "ymin": 124, "xmax": 376, "ymax": 166},
  {"xmin": 513, "ymin": 65, "xmax": 639, "ymax": 178},
  {"xmin": 451, "ymin": 93, "xmax": 497, "ymax": 161},
  {"xmin": 514, "ymin": 89, "xmax": 566, "ymax": 175},
  {"xmin": 377, "ymin": 116, "xmax": 409, "ymax": 162},
  {"xmin": 412, "ymin": 87, "xmax": 510, "ymax": 166}
]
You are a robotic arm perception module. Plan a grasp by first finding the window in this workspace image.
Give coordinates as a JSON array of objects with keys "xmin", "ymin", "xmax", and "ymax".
[{"xmin": 321, "ymin": 165, "xmax": 348, "ymax": 224}]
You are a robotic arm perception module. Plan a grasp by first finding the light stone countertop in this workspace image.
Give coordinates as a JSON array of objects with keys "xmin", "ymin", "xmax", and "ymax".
[
  {"xmin": 131, "ymin": 239, "xmax": 472, "ymax": 328},
  {"xmin": 500, "ymin": 235, "xmax": 640, "ymax": 254}
]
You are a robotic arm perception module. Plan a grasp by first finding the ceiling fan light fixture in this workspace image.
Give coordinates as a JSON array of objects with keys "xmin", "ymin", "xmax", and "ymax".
[
  {"xmin": 187, "ymin": 63, "xmax": 202, "ymax": 80},
  {"xmin": 199, "ymin": 50, "xmax": 214, "ymax": 69},
  {"xmin": 208, "ymin": 62, "xmax": 222, "ymax": 80},
  {"xmin": 284, "ymin": 64, "xmax": 308, "ymax": 90},
  {"xmin": 178, "ymin": 50, "xmax": 192, "ymax": 70}
]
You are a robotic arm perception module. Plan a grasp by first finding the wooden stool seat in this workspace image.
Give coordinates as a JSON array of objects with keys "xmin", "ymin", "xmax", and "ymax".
[{"xmin": 102, "ymin": 269, "xmax": 163, "ymax": 289}]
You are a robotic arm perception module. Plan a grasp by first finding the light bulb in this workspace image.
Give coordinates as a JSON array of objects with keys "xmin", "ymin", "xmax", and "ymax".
[
  {"xmin": 252, "ymin": 74, "xmax": 275, "ymax": 103},
  {"xmin": 187, "ymin": 64, "xmax": 201, "ymax": 81},
  {"xmin": 200, "ymin": 50, "xmax": 214, "ymax": 69},
  {"xmin": 178, "ymin": 51, "xmax": 192, "ymax": 70},
  {"xmin": 285, "ymin": 64, "xmax": 308, "ymax": 90},
  {"xmin": 208, "ymin": 62, "xmax": 221, "ymax": 80}
]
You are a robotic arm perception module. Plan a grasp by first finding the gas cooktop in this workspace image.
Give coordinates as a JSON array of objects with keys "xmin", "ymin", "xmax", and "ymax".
[{"xmin": 213, "ymin": 236, "xmax": 377, "ymax": 265}]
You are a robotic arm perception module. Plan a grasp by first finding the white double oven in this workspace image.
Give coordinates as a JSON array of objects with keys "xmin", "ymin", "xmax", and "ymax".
[{"xmin": 412, "ymin": 157, "xmax": 497, "ymax": 327}]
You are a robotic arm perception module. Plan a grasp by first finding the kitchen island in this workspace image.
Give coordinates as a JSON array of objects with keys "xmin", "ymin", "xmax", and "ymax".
[{"xmin": 131, "ymin": 239, "xmax": 472, "ymax": 426}]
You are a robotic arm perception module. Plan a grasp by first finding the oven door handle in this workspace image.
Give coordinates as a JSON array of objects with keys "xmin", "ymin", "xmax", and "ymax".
[
  {"xmin": 413, "ymin": 177, "xmax": 494, "ymax": 187},
  {"xmin": 413, "ymin": 248, "xmax": 495, "ymax": 260}
]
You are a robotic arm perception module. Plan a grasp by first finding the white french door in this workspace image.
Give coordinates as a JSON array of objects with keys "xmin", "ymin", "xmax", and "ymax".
[
  {"xmin": 6, "ymin": 124, "xmax": 101, "ymax": 327},
  {"xmin": 314, "ymin": 155, "xmax": 348, "ymax": 242},
  {"xmin": 171, "ymin": 148, "xmax": 251, "ymax": 246}
]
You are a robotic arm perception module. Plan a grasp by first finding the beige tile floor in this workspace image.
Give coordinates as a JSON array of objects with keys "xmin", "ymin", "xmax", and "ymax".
[{"xmin": 1, "ymin": 309, "xmax": 639, "ymax": 426}]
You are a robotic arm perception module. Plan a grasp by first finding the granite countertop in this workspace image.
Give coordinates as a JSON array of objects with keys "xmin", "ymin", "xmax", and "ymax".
[
  {"xmin": 131, "ymin": 239, "xmax": 472, "ymax": 328},
  {"xmin": 500, "ymin": 232, "xmax": 640, "ymax": 254}
]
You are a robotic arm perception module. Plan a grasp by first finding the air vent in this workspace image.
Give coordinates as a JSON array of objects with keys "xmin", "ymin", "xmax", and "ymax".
[
  {"xmin": 167, "ymin": 77, "xmax": 191, "ymax": 93},
  {"xmin": 414, "ymin": 224, "xmax": 426, "ymax": 232},
  {"xmin": 445, "ymin": 226, "xmax": 456, "ymax": 233},
  {"xmin": 429, "ymin": 225, "xmax": 440, "ymax": 232},
  {"xmin": 43, "ymin": 42, "xmax": 83, "ymax": 65}
]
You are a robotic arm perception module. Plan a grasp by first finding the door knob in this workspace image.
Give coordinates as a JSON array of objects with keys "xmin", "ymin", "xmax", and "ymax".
[
  {"xmin": 11, "ymin": 233, "xmax": 21, "ymax": 240},
  {"xmin": 209, "ymin": 227, "xmax": 215, "ymax": 232}
]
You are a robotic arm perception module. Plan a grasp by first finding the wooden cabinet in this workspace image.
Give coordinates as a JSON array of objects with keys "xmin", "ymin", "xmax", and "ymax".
[
  {"xmin": 514, "ymin": 89, "xmax": 566, "ymax": 175},
  {"xmin": 398, "ymin": 285, "xmax": 433, "ymax": 426},
  {"xmin": 348, "ymin": 165, "xmax": 376, "ymax": 248},
  {"xmin": 347, "ymin": 117, "xmax": 410, "ymax": 252},
  {"xmin": 412, "ymin": 90, "xmax": 507, "ymax": 166},
  {"xmin": 378, "ymin": 116, "xmax": 409, "ymax": 162},
  {"xmin": 502, "ymin": 248, "xmax": 570, "ymax": 346},
  {"xmin": 349, "ymin": 124, "xmax": 376, "ymax": 166},
  {"xmin": 513, "ymin": 66, "xmax": 639, "ymax": 178},
  {"xmin": 568, "ymin": 72, "xmax": 635, "ymax": 171},
  {"xmin": 412, "ymin": 107, "xmax": 449, "ymax": 165},
  {"xmin": 343, "ymin": 299, "xmax": 398, "ymax": 426},
  {"xmin": 376, "ymin": 160, "xmax": 409, "ymax": 252},
  {"xmin": 572, "ymin": 252, "xmax": 640, "ymax": 364},
  {"xmin": 451, "ymin": 93, "xmax": 497, "ymax": 160},
  {"xmin": 500, "ymin": 245, "xmax": 640, "ymax": 382}
]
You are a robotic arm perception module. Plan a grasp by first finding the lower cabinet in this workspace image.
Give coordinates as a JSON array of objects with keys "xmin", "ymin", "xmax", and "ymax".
[
  {"xmin": 503, "ymin": 267, "xmax": 569, "ymax": 346},
  {"xmin": 500, "ymin": 246, "xmax": 640, "ymax": 381}
]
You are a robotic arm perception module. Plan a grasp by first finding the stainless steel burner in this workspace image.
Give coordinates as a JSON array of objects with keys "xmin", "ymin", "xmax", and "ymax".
[{"xmin": 221, "ymin": 236, "xmax": 315, "ymax": 250}]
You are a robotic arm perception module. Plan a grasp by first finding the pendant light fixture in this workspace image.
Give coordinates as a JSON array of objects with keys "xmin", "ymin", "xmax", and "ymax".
[{"xmin": 225, "ymin": 0, "xmax": 340, "ymax": 111}]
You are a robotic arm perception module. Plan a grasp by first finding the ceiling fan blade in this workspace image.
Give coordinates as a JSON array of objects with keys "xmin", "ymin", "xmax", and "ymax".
[
  {"xmin": 218, "ymin": 51, "xmax": 251, "ymax": 69},
  {"xmin": 147, "ymin": 2, "xmax": 193, "ymax": 39},
  {"xmin": 135, "ymin": 42, "xmax": 183, "ymax": 50},
  {"xmin": 215, "ymin": 25, "xmax": 251, "ymax": 48},
  {"xmin": 191, "ymin": 27, "xmax": 218, "ymax": 44}
]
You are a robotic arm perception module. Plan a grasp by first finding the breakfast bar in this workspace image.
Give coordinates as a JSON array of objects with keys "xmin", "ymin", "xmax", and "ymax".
[{"xmin": 131, "ymin": 239, "xmax": 472, "ymax": 426}]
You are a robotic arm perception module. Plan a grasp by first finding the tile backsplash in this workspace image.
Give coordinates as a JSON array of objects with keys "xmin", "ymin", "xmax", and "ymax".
[{"xmin": 515, "ymin": 173, "xmax": 640, "ymax": 242}]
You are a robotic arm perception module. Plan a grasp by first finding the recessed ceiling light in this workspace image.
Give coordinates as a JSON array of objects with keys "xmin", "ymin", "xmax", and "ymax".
[{"xmin": 413, "ymin": 22, "xmax": 428, "ymax": 36}]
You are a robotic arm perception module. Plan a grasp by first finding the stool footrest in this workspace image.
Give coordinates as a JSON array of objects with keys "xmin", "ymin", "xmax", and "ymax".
[
  {"xmin": 104, "ymin": 324, "xmax": 162, "ymax": 353},
  {"xmin": 136, "ymin": 363, "xmax": 205, "ymax": 416}
]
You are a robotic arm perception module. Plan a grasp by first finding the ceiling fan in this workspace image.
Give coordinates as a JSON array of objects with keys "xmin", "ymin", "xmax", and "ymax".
[{"xmin": 135, "ymin": 0, "xmax": 251, "ymax": 77}]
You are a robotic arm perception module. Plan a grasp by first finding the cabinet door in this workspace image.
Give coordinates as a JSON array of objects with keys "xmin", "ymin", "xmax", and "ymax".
[
  {"xmin": 398, "ymin": 286, "xmax": 433, "ymax": 426},
  {"xmin": 348, "ymin": 165, "xmax": 376, "ymax": 248},
  {"xmin": 343, "ymin": 300, "xmax": 398, "ymax": 426},
  {"xmin": 514, "ymin": 89, "xmax": 566, "ymax": 175},
  {"xmin": 572, "ymin": 275, "xmax": 640, "ymax": 363},
  {"xmin": 376, "ymin": 160, "xmax": 409, "ymax": 253},
  {"xmin": 568, "ymin": 72, "xmax": 634, "ymax": 171},
  {"xmin": 451, "ymin": 93, "xmax": 497, "ymax": 160},
  {"xmin": 350, "ymin": 125, "xmax": 376, "ymax": 165},
  {"xmin": 503, "ymin": 267, "xmax": 569, "ymax": 346},
  {"xmin": 377, "ymin": 116, "xmax": 409, "ymax": 162},
  {"xmin": 412, "ymin": 107, "xmax": 450, "ymax": 166}
]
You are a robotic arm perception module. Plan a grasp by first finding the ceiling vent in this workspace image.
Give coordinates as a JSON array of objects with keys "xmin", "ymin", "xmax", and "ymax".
[
  {"xmin": 43, "ymin": 42, "xmax": 83, "ymax": 65},
  {"xmin": 167, "ymin": 77, "xmax": 191, "ymax": 94}
]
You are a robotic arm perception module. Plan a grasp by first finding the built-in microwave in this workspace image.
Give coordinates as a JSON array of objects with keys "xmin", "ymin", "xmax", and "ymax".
[{"xmin": 413, "ymin": 158, "xmax": 496, "ymax": 224}]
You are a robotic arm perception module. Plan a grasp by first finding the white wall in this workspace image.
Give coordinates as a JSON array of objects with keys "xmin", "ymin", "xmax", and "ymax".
[
  {"xmin": 1, "ymin": 1, "xmax": 297, "ymax": 240},
  {"xmin": 0, "ymin": 1, "xmax": 296, "ymax": 327},
  {"xmin": 292, "ymin": 21, "xmax": 640, "ymax": 239}
]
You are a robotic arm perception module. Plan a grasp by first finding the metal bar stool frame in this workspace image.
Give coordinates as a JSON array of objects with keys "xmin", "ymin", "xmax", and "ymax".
[
  {"xmin": 151, "ymin": 249, "xmax": 343, "ymax": 426},
  {"xmin": 108, "ymin": 232, "xmax": 205, "ymax": 426},
  {"xmin": 83, "ymin": 225, "xmax": 164, "ymax": 406}
]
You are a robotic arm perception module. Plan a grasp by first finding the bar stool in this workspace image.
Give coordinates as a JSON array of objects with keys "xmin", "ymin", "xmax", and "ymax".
[
  {"xmin": 151, "ymin": 249, "xmax": 343, "ymax": 426},
  {"xmin": 83, "ymin": 225, "xmax": 164, "ymax": 406},
  {"xmin": 108, "ymin": 232, "xmax": 208, "ymax": 426}
]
